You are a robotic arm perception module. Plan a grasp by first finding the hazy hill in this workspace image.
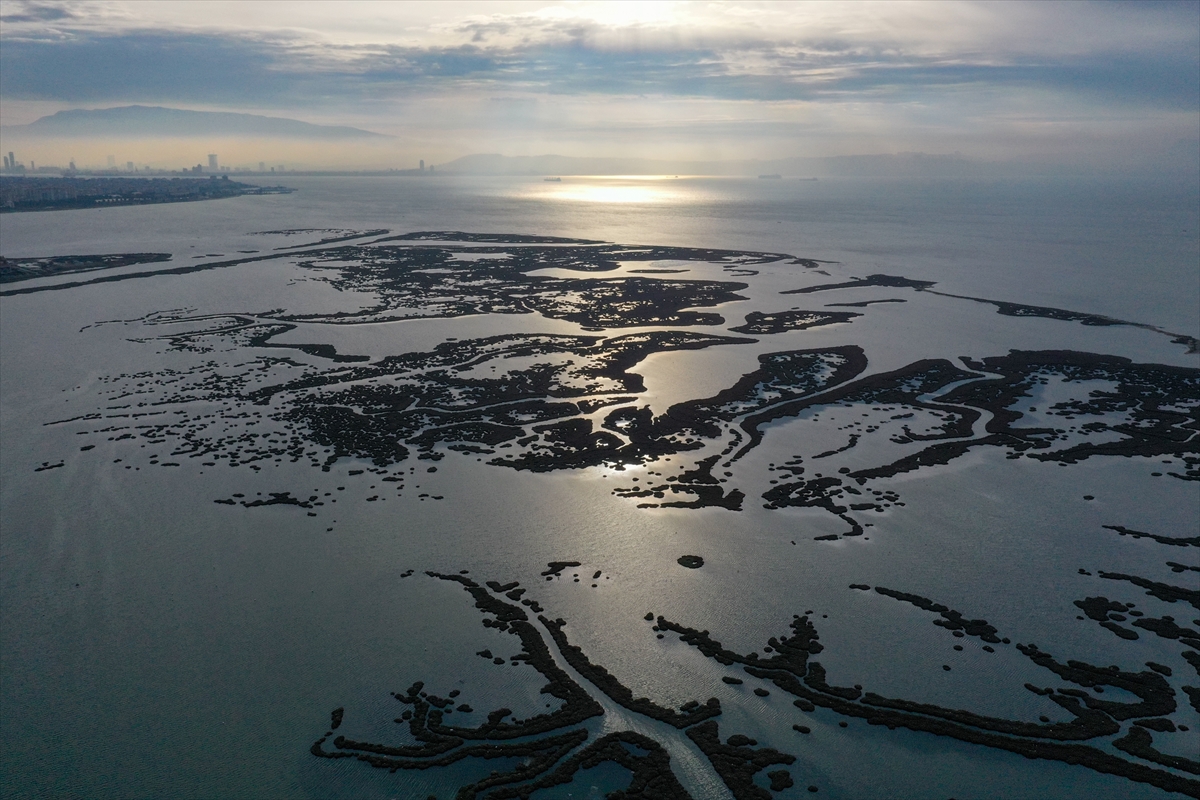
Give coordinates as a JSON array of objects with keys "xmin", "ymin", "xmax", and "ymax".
[{"xmin": 3, "ymin": 106, "xmax": 391, "ymax": 139}]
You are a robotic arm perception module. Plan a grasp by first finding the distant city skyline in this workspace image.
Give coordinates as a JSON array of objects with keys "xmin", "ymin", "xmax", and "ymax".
[{"xmin": 0, "ymin": 140, "xmax": 438, "ymax": 175}]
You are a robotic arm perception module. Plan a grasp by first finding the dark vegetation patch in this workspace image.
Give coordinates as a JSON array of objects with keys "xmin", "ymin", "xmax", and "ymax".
[
  {"xmin": 0, "ymin": 252, "xmax": 172, "ymax": 284},
  {"xmin": 652, "ymin": 583, "xmax": 1200, "ymax": 797},
  {"xmin": 1102, "ymin": 525, "xmax": 1200, "ymax": 548},
  {"xmin": 825, "ymin": 299, "xmax": 907, "ymax": 308},
  {"xmin": 273, "ymin": 238, "xmax": 787, "ymax": 329},
  {"xmin": 729, "ymin": 310, "xmax": 860, "ymax": 335},
  {"xmin": 781, "ymin": 274, "xmax": 937, "ymax": 294},
  {"xmin": 311, "ymin": 571, "xmax": 782, "ymax": 798},
  {"xmin": 36, "ymin": 235, "xmax": 1198, "ymax": 548}
]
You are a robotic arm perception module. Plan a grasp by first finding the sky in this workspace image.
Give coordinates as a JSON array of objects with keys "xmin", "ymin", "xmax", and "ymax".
[{"xmin": 0, "ymin": 0, "xmax": 1197, "ymax": 170}]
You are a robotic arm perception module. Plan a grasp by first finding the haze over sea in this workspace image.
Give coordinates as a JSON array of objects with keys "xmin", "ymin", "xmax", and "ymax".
[{"xmin": 4, "ymin": 175, "xmax": 1197, "ymax": 330}]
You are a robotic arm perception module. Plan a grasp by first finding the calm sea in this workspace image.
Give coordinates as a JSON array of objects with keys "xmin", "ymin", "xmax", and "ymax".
[{"xmin": 1, "ymin": 174, "xmax": 1196, "ymax": 800}]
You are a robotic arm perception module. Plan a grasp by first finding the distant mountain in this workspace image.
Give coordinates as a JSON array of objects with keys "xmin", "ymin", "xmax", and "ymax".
[
  {"xmin": 437, "ymin": 152, "xmax": 1011, "ymax": 177},
  {"xmin": 3, "ymin": 106, "xmax": 391, "ymax": 139}
]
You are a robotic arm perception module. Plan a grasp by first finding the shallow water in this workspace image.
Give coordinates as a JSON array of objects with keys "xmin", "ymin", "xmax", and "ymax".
[{"xmin": 2, "ymin": 175, "xmax": 1197, "ymax": 799}]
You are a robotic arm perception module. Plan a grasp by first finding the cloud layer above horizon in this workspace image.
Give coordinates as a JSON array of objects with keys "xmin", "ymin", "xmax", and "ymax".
[{"xmin": 1, "ymin": 0, "xmax": 1197, "ymax": 169}]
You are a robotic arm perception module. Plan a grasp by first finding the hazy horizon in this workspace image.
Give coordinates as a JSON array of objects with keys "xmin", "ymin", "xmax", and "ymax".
[{"xmin": 1, "ymin": 1, "xmax": 1197, "ymax": 173}]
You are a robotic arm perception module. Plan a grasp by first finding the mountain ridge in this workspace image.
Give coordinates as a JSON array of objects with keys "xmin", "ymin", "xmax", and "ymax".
[{"xmin": 2, "ymin": 106, "xmax": 391, "ymax": 140}]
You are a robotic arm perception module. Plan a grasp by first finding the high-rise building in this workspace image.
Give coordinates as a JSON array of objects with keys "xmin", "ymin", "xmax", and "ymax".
[
  {"xmin": 107, "ymin": 155, "xmax": 116, "ymax": 168},
  {"xmin": 2, "ymin": 155, "xmax": 9, "ymax": 169},
  {"xmin": 7, "ymin": 152, "xmax": 14, "ymax": 168},
  {"xmin": 127, "ymin": 161, "xmax": 134, "ymax": 172},
  {"xmin": 420, "ymin": 159, "xmax": 425, "ymax": 171},
  {"xmin": 208, "ymin": 154, "xmax": 219, "ymax": 170}
]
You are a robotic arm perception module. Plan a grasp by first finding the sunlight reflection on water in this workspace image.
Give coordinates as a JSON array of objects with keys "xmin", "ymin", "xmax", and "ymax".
[{"xmin": 517, "ymin": 176, "xmax": 704, "ymax": 204}]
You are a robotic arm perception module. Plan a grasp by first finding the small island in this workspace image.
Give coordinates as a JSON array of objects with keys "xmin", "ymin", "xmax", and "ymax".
[{"xmin": 0, "ymin": 176, "xmax": 293, "ymax": 213}]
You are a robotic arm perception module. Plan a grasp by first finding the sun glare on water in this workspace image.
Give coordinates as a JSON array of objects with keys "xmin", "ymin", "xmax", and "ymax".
[{"xmin": 531, "ymin": 177, "xmax": 692, "ymax": 204}]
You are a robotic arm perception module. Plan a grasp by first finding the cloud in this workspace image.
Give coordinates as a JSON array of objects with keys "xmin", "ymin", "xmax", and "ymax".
[
  {"xmin": 0, "ymin": 1, "xmax": 1195, "ymax": 168},
  {"xmin": 0, "ymin": 32, "xmax": 289, "ymax": 104},
  {"xmin": 0, "ymin": 3, "xmax": 75, "ymax": 23},
  {"xmin": 2, "ymin": 23, "xmax": 1195, "ymax": 111}
]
